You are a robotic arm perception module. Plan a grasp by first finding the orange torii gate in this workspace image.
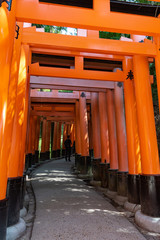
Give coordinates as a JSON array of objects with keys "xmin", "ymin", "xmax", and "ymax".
[{"xmin": 1, "ymin": 0, "xmax": 160, "ymax": 238}]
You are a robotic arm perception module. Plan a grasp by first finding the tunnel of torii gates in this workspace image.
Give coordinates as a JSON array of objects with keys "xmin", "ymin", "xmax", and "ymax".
[{"xmin": 2, "ymin": 0, "xmax": 160, "ymax": 238}]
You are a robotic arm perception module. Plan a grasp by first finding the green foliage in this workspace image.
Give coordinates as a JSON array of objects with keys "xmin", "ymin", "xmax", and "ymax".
[
  {"xmin": 119, "ymin": 0, "xmax": 160, "ymax": 5},
  {"xmin": 32, "ymin": 24, "xmax": 67, "ymax": 33},
  {"xmin": 150, "ymin": 62, "xmax": 158, "ymax": 105},
  {"xmin": 58, "ymin": 90, "xmax": 73, "ymax": 93},
  {"xmin": 99, "ymin": 31, "xmax": 130, "ymax": 40}
]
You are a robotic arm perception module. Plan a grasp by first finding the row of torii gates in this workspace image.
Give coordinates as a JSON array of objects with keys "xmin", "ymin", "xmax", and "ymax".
[{"xmin": 1, "ymin": 0, "xmax": 160, "ymax": 239}]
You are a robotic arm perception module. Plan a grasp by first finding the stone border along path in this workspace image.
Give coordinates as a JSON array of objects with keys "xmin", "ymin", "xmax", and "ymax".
[{"xmin": 20, "ymin": 157, "xmax": 160, "ymax": 240}]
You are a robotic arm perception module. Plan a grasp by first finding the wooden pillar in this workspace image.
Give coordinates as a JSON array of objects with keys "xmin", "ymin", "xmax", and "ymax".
[
  {"xmin": 45, "ymin": 120, "xmax": 51, "ymax": 159},
  {"xmin": 114, "ymin": 81, "xmax": 128, "ymax": 197},
  {"xmin": 91, "ymin": 93, "xmax": 101, "ymax": 159},
  {"xmin": 99, "ymin": 92, "xmax": 110, "ymax": 163},
  {"xmin": 28, "ymin": 115, "xmax": 33, "ymax": 155},
  {"xmin": 31, "ymin": 116, "xmax": 37, "ymax": 154},
  {"xmin": 0, "ymin": 21, "xmax": 17, "ymax": 231},
  {"xmin": 79, "ymin": 92, "xmax": 91, "ymax": 174},
  {"xmin": 34, "ymin": 116, "xmax": 40, "ymax": 164},
  {"xmin": 123, "ymin": 57, "xmax": 141, "ymax": 205},
  {"xmin": 133, "ymin": 54, "xmax": 160, "ymax": 217},
  {"xmin": 52, "ymin": 122, "xmax": 58, "ymax": 158},
  {"xmin": 62, "ymin": 123, "xmax": 67, "ymax": 156},
  {"xmin": 106, "ymin": 90, "xmax": 119, "ymax": 192},
  {"xmin": 75, "ymin": 101, "xmax": 81, "ymax": 155},
  {"xmin": 114, "ymin": 82, "xmax": 128, "ymax": 172},
  {"xmin": 41, "ymin": 118, "xmax": 47, "ymax": 161},
  {"xmin": 7, "ymin": 44, "xmax": 30, "ymax": 227},
  {"xmin": 0, "ymin": 10, "xmax": 21, "ymax": 213},
  {"xmin": 91, "ymin": 92, "xmax": 101, "ymax": 181},
  {"xmin": 56, "ymin": 122, "xmax": 62, "ymax": 157},
  {"xmin": 98, "ymin": 92, "xmax": 110, "ymax": 188},
  {"xmin": 35, "ymin": 116, "xmax": 41, "ymax": 151},
  {"xmin": 70, "ymin": 123, "xmax": 74, "ymax": 146},
  {"xmin": 88, "ymin": 117, "xmax": 93, "ymax": 157}
]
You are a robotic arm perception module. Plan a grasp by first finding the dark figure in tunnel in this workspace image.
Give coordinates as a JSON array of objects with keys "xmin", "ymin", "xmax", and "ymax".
[{"xmin": 64, "ymin": 135, "xmax": 72, "ymax": 161}]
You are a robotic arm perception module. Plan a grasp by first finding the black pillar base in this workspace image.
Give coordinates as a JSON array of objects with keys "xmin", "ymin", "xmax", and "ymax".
[
  {"xmin": 76, "ymin": 154, "xmax": 81, "ymax": 170},
  {"xmin": 35, "ymin": 150, "xmax": 39, "ymax": 164},
  {"xmin": 62, "ymin": 149, "xmax": 65, "ymax": 157},
  {"xmin": 79, "ymin": 156, "xmax": 91, "ymax": 175},
  {"xmin": 108, "ymin": 169, "xmax": 118, "ymax": 192},
  {"xmin": 52, "ymin": 150, "xmax": 57, "ymax": 158},
  {"xmin": 28, "ymin": 153, "xmax": 33, "ymax": 168},
  {"xmin": 32, "ymin": 154, "xmax": 36, "ymax": 165},
  {"xmin": 56, "ymin": 149, "xmax": 60, "ymax": 158},
  {"xmin": 92, "ymin": 158, "xmax": 101, "ymax": 181},
  {"xmin": 25, "ymin": 154, "xmax": 29, "ymax": 171},
  {"xmin": 75, "ymin": 153, "xmax": 78, "ymax": 166},
  {"xmin": 45, "ymin": 151, "xmax": 50, "ymax": 160},
  {"xmin": 128, "ymin": 174, "xmax": 140, "ymax": 204},
  {"xmin": 89, "ymin": 149, "xmax": 94, "ymax": 158},
  {"xmin": 40, "ymin": 152, "xmax": 46, "ymax": 161},
  {"xmin": 0, "ymin": 198, "xmax": 8, "ymax": 240},
  {"xmin": 20, "ymin": 175, "xmax": 26, "ymax": 209},
  {"xmin": 7, "ymin": 177, "xmax": 22, "ymax": 227},
  {"xmin": 117, "ymin": 171, "xmax": 128, "ymax": 197},
  {"xmin": 100, "ymin": 163, "xmax": 110, "ymax": 188},
  {"xmin": 140, "ymin": 175, "xmax": 160, "ymax": 217}
]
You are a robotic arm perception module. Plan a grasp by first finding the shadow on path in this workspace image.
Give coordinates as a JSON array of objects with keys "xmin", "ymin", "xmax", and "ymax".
[{"xmin": 31, "ymin": 158, "xmax": 146, "ymax": 240}]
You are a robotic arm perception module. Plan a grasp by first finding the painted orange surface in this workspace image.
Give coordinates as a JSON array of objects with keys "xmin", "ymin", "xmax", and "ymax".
[
  {"xmin": 35, "ymin": 117, "xmax": 41, "ymax": 150},
  {"xmin": 106, "ymin": 90, "xmax": 118, "ymax": 170},
  {"xmin": 99, "ymin": 92, "xmax": 110, "ymax": 163},
  {"xmin": 16, "ymin": 0, "xmax": 160, "ymax": 35},
  {"xmin": 45, "ymin": 120, "xmax": 51, "ymax": 151},
  {"xmin": 91, "ymin": 92, "xmax": 101, "ymax": 159},
  {"xmin": 123, "ymin": 57, "xmax": 141, "ymax": 175},
  {"xmin": 8, "ymin": 45, "xmax": 30, "ymax": 178},
  {"xmin": 75, "ymin": 101, "xmax": 81, "ymax": 155},
  {"xmin": 114, "ymin": 82, "xmax": 128, "ymax": 172},
  {"xmin": 52, "ymin": 122, "xmax": 58, "ymax": 151},
  {"xmin": 41, "ymin": 118, "xmax": 47, "ymax": 152},
  {"xmin": 22, "ymin": 30, "xmax": 156, "ymax": 57},
  {"xmin": 133, "ymin": 55, "xmax": 160, "ymax": 174},
  {"xmin": 57, "ymin": 122, "xmax": 62, "ymax": 149},
  {"xmin": 30, "ymin": 63, "xmax": 124, "ymax": 82},
  {"xmin": 79, "ymin": 92, "xmax": 89, "ymax": 156},
  {"xmin": 0, "ymin": 1, "xmax": 18, "ymax": 199},
  {"xmin": 19, "ymin": 45, "xmax": 30, "ymax": 176}
]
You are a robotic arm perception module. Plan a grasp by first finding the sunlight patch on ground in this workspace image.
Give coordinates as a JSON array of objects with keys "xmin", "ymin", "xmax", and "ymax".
[{"xmin": 64, "ymin": 188, "xmax": 89, "ymax": 193}]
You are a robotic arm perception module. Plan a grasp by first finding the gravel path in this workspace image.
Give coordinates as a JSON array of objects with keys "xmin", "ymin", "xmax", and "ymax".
[{"xmin": 31, "ymin": 158, "xmax": 146, "ymax": 240}]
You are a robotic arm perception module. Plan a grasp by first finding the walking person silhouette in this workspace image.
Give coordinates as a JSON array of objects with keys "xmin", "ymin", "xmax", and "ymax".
[{"xmin": 64, "ymin": 135, "xmax": 72, "ymax": 161}]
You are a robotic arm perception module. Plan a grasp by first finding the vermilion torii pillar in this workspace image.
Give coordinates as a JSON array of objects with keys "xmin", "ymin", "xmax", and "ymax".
[
  {"xmin": 35, "ymin": 116, "xmax": 41, "ymax": 164},
  {"xmin": 52, "ymin": 122, "xmax": 58, "ymax": 158},
  {"xmin": 28, "ymin": 115, "xmax": 33, "ymax": 168},
  {"xmin": 106, "ymin": 90, "xmax": 119, "ymax": 193},
  {"xmin": 133, "ymin": 55, "xmax": 160, "ymax": 218},
  {"xmin": 31, "ymin": 115, "xmax": 38, "ymax": 165},
  {"xmin": 114, "ymin": 81, "xmax": 128, "ymax": 200},
  {"xmin": 0, "ymin": 14, "xmax": 22, "ymax": 238},
  {"xmin": 40, "ymin": 117, "xmax": 47, "ymax": 161},
  {"xmin": 0, "ymin": 8, "xmax": 17, "ymax": 238},
  {"xmin": 7, "ymin": 44, "xmax": 30, "ymax": 229},
  {"xmin": 57, "ymin": 122, "xmax": 62, "ymax": 157},
  {"xmin": 45, "ymin": 120, "xmax": 51, "ymax": 160},
  {"xmin": 88, "ymin": 117, "xmax": 93, "ymax": 157},
  {"xmin": 79, "ymin": 92, "xmax": 91, "ymax": 175},
  {"xmin": 99, "ymin": 92, "xmax": 110, "ymax": 188},
  {"xmin": 75, "ymin": 100, "xmax": 81, "ymax": 168},
  {"xmin": 62, "ymin": 123, "xmax": 67, "ymax": 156},
  {"xmin": 91, "ymin": 92, "xmax": 101, "ymax": 181},
  {"xmin": 123, "ymin": 57, "xmax": 142, "ymax": 209}
]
